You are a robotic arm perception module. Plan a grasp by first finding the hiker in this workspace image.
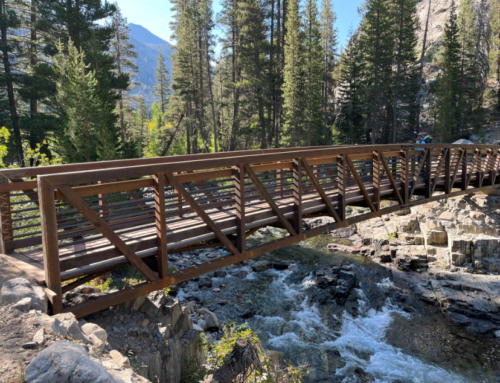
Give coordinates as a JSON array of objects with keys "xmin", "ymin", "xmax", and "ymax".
[
  {"xmin": 416, "ymin": 133, "xmax": 426, "ymax": 176},
  {"xmin": 416, "ymin": 133, "xmax": 426, "ymax": 148}
]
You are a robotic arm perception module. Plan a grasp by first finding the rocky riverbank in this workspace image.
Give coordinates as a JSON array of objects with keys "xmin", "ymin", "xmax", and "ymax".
[{"xmin": 320, "ymin": 193, "xmax": 500, "ymax": 337}]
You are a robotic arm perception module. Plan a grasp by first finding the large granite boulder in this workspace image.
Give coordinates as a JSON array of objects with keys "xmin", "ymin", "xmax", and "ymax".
[
  {"xmin": 25, "ymin": 341, "xmax": 122, "ymax": 383},
  {"xmin": 1, "ymin": 278, "xmax": 47, "ymax": 313}
]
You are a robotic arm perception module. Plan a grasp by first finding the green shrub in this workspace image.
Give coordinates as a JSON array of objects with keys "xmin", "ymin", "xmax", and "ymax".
[{"xmin": 205, "ymin": 324, "xmax": 309, "ymax": 383}]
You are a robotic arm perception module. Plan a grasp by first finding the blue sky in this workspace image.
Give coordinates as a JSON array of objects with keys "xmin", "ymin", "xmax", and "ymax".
[{"xmin": 115, "ymin": 0, "xmax": 364, "ymax": 47}]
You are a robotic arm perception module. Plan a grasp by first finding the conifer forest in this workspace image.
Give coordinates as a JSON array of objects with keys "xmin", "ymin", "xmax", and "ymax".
[{"xmin": 0, "ymin": 0, "xmax": 499, "ymax": 166}]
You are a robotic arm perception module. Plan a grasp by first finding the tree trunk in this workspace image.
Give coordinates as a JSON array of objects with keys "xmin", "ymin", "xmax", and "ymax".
[
  {"xmin": 392, "ymin": 0, "xmax": 404, "ymax": 144},
  {"xmin": 205, "ymin": 340, "xmax": 257, "ymax": 383},
  {"xmin": 0, "ymin": 0, "xmax": 23, "ymax": 165},
  {"xmin": 415, "ymin": 0, "xmax": 431, "ymax": 132},
  {"xmin": 206, "ymin": 40, "xmax": 218, "ymax": 152}
]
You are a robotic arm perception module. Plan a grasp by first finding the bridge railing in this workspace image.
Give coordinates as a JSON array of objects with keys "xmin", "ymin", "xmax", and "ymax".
[
  {"xmin": 2, "ymin": 143, "xmax": 499, "ymax": 316},
  {"xmin": 0, "ymin": 146, "xmax": 335, "ymax": 255}
]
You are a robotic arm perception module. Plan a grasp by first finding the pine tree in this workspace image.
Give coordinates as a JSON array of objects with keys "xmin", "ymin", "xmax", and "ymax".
[
  {"xmin": 137, "ymin": 96, "xmax": 148, "ymax": 151},
  {"xmin": 154, "ymin": 50, "xmax": 170, "ymax": 115},
  {"xmin": 0, "ymin": 0, "xmax": 26, "ymax": 163},
  {"xmin": 457, "ymin": 0, "xmax": 482, "ymax": 134},
  {"xmin": 491, "ymin": 0, "xmax": 500, "ymax": 117},
  {"xmin": 38, "ymin": 0, "xmax": 125, "ymax": 157},
  {"xmin": 435, "ymin": 2, "xmax": 461, "ymax": 140},
  {"xmin": 391, "ymin": 0, "xmax": 419, "ymax": 142},
  {"xmin": 281, "ymin": 0, "xmax": 303, "ymax": 146},
  {"xmin": 359, "ymin": 0, "xmax": 394, "ymax": 144},
  {"xmin": 335, "ymin": 30, "xmax": 365, "ymax": 144},
  {"xmin": 237, "ymin": 0, "xmax": 269, "ymax": 148},
  {"xmin": 53, "ymin": 39, "xmax": 115, "ymax": 162},
  {"xmin": 110, "ymin": 5, "xmax": 138, "ymax": 145},
  {"xmin": 320, "ymin": 0, "xmax": 338, "ymax": 141},
  {"xmin": 302, "ymin": 0, "xmax": 324, "ymax": 146}
]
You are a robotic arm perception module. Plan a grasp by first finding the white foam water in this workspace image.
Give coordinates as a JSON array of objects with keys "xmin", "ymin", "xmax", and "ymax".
[
  {"xmin": 258, "ymin": 271, "xmax": 467, "ymax": 382},
  {"xmin": 323, "ymin": 299, "xmax": 466, "ymax": 383}
]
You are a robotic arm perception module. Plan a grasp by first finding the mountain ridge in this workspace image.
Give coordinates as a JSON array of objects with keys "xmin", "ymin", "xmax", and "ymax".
[{"xmin": 128, "ymin": 24, "xmax": 173, "ymax": 110}]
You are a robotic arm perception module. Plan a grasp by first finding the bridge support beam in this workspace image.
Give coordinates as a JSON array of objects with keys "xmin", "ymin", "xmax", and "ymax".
[
  {"xmin": 234, "ymin": 164, "xmax": 246, "ymax": 253},
  {"xmin": 293, "ymin": 158, "xmax": 302, "ymax": 235}
]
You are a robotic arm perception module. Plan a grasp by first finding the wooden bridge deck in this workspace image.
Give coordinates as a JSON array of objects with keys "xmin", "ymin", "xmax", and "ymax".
[{"xmin": 0, "ymin": 144, "xmax": 498, "ymax": 317}]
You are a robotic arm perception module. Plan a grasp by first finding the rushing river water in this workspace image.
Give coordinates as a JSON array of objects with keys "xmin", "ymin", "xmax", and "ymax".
[{"xmin": 177, "ymin": 230, "xmax": 500, "ymax": 382}]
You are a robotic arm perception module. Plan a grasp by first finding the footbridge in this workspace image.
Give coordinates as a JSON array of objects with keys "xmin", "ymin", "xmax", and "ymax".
[{"xmin": 1, "ymin": 143, "xmax": 498, "ymax": 317}]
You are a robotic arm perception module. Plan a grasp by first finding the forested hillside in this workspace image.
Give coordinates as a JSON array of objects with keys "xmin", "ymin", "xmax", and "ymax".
[{"xmin": 0, "ymin": 0, "xmax": 499, "ymax": 167}]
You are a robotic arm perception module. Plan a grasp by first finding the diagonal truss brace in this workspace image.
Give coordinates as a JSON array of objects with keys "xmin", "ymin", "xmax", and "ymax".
[
  {"xmin": 431, "ymin": 148, "xmax": 448, "ymax": 194},
  {"xmin": 301, "ymin": 158, "xmax": 342, "ymax": 223},
  {"xmin": 165, "ymin": 173, "xmax": 240, "ymax": 256},
  {"xmin": 449, "ymin": 149, "xmax": 465, "ymax": 190},
  {"xmin": 345, "ymin": 154, "xmax": 376, "ymax": 212},
  {"xmin": 379, "ymin": 154, "xmax": 404, "ymax": 205},
  {"xmin": 244, "ymin": 164, "xmax": 298, "ymax": 236},
  {"xmin": 57, "ymin": 184, "xmax": 160, "ymax": 283}
]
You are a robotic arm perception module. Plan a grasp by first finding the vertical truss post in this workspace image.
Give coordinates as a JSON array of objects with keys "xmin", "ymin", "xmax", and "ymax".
[
  {"xmin": 0, "ymin": 175, "xmax": 12, "ymax": 254},
  {"xmin": 233, "ymin": 164, "xmax": 246, "ymax": 252},
  {"xmin": 38, "ymin": 178, "xmax": 62, "ymax": 314},
  {"xmin": 154, "ymin": 173, "xmax": 168, "ymax": 279},
  {"xmin": 401, "ymin": 148, "xmax": 409, "ymax": 204},
  {"xmin": 425, "ymin": 148, "xmax": 432, "ymax": 198},
  {"xmin": 293, "ymin": 158, "xmax": 302, "ymax": 235},
  {"xmin": 373, "ymin": 151, "xmax": 381, "ymax": 211},
  {"xmin": 98, "ymin": 180, "xmax": 108, "ymax": 218},
  {"xmin": 493, "ymin": 149, "xmax": 500, "ymax": 185},
  {"xmin": 475, "ymin": 149, "xmax": 482, "ymax": 188},
  {"xmin": 338, "ymin": 154, "xmax": 346, "ymax": 221},
  {"xmin": 444, "ymin": 148, "xmax": 451, "ymax": 194},
  {"xmin": 461, "ymin": 149, "xmax": 468, "ymax": 191}
]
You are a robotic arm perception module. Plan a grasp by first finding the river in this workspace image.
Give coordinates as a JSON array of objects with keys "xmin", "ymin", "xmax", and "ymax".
[{"xmin": 176, "ymin": 229, "xmax": 500, "ymax": 382}]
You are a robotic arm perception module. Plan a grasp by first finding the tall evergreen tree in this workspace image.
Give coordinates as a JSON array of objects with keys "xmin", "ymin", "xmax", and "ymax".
[
  {"xmin": 109, "ymin": 5, "xmax": 138, "ymax": 145},
  {"xmin": 281, "ymin": 0, "xmax": 303, "ymax": 146},
  {"xmin": 53, "ymin": 39, "xmax": 116, "ymax": 162},
  {"xmin": 359, "ymin": 0, "xmax": 394, "ymax": 144},
  {"xmin": 302, "ymin": 0, "xmax": 324, "ymax": 146},
  {"xmin": 154, "ymin": 50, "xmax": 170, "ymax": 115},
  {"xmin": 435, "ymin": 2, "xmax": 461, "ymax": 140},
  {"xmin": 237, "ymin": 0, "xmax": 269, "ymax": 148},
  {"xmin": 335, "ymin": 30, "xmax": 365, "ymax": 144},
  {"xmin": 391, "ymin": 0, "xmax": 419, "ymax": 142},
  {"xmin": 0, "ymin": 0, "xmax": 26, "ymax": 163},
  {"xmin": 37, "ymin": 0, "xmax": 125, "ymax": 156},
  {"xmin": 457, "ymin": 0, "xmax": 482, "ymax": 134},
  {"xmin": 320, "ymin": 0, "xmax": 337, "ymax": 141},
  {"xmin": 491, "ymin": 0, "xmax": 500, "ymax": 117}
]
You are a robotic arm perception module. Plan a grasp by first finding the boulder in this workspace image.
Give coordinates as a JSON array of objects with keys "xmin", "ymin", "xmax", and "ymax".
[
  {"xmin": 140, "ymin": 290, "xmax": 168, "ymax": 317},
  {"xmin": 110, "ymin": 349, "xmax": 131, "ymax": 369},
  {"xmin": 53, "ymin": 313, "xmax": 89, "ymax": 343},
  {"xmin": 439, "ymin": 211, "xmax": 455, "ymax": 221},
  {"xmin": 214, "ymin": 270, "xmax": 228, "ymax": 278},
  {"xmin": 199, "ymin": 308, "xmax": 219, "ymax": 331},
  {"xmin": 273, "ymin": 261, "xmax": 290, "ymax": 270},
  {"xmin": 25, "ymin": 341, "xmax": 122, "ymax": 383},
  {"xmin": 81, "ymin": 323, "xmax": 107, "ymax": 343},
  {"xmin": 425, "ymin": 230, "xmax": 448, "ymax": 245},
  {"xmin": 198, "ymin": 278, "xmax": 213, "ymax": 288},
  {"xmin": 1, "ymin": 278, "xmax": 47, "ymax": 313},
  {"xmin": 327, "ymin": 243, "xmax": 360, "ymax": 254},
  {"xmin": 232, "ymin": 270, "xmax": 248, "ymax": 279},
  {"xmin": 164, "ymin": 299, "xmax": 182, "ymax": 327},
  {"xmin": 173, "ymin": 312, "xmax": 192, "ymax": 339},
  {"xmin": 12, "ymin": 297, "xmax": 32, "ymax": 312},
  {"xmin": 252, "ymin": 261, "xmax": 273, "ymax": 272},
  {"xmin": 181, "ymin": 329, "xmax": 204, "ymax": 367}
]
